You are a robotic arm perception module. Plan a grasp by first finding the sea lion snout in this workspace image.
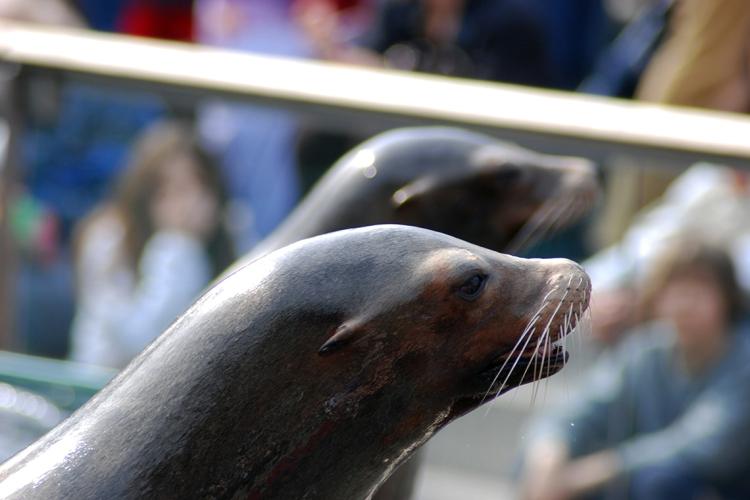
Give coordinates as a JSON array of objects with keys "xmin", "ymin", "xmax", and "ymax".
[
  {"xmin": 530, "ymin": 257, "xmax": 591, "ymax": 331},
  {"xmin": 540, "ymin": 258, "xmax": 590, "ymax": 288}
]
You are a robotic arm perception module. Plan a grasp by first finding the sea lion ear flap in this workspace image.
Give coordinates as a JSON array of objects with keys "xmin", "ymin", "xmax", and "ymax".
[
  {"xmin": 391, "ymin": 176, "xmax": 441, "ymax": 210},
  {"xmin": 318, "ymin": 322, "xmax": 363, "ymax": 356}
]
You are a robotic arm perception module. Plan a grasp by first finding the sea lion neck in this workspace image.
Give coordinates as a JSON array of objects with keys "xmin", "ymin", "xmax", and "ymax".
[{"xmin": 0, "ymin": 270, "xmax": 433, "ymax": 499}]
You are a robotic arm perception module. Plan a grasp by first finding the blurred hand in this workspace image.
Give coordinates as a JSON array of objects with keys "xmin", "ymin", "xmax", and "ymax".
[
  {"xmin": 520, "ymin": 442, "xmax": 572, "ymax": 500},
  {"xmin": 590, "ymin": 288, "xmax": 638, "ymax": 346},
  {"xmin": 522, "ymin": 470, "xmax": 574, "ymax": 500},
  {"xmin": 521, "ymin": 450, "xmax": 621, "ymax": 500}
]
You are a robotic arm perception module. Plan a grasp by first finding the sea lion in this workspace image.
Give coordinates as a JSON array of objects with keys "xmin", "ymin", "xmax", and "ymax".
[
  {"xmin": 224, "ymin": 126, "xmax": 598, "ymax": 277},
  {"xmin": 0, "ymin": 225, "xmax": 590, "ymax": 500},
  {"xmin": 227, "ymin": 126, "xmax": 599, "ymax": 499}
]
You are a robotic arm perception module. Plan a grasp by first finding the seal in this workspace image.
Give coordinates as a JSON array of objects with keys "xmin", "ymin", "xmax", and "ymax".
[
  {"xmin": 0, "ymin": 225, "xmax": 590, "ymax": 500},
  {"xmin": 223, "ymin": 127, "xmax": 598, "ymax": 277}
]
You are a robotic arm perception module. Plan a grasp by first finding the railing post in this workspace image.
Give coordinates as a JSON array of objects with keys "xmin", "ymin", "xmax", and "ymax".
[{"xmin": 0, "ymin": 62, "xmax": 22, "ymax": 350}]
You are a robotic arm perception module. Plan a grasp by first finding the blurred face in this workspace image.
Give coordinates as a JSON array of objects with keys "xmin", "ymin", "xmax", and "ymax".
[
  {"xmin": 652, "ymin": 270, "xmax": 729, "ymax": 350},
  {"xmin": 151, "ymin": 152, "xmax": 220, "ymax": 240},
  {"xmin": 158, "ymin": 153, "xmax": 210, "ymax": 202}
]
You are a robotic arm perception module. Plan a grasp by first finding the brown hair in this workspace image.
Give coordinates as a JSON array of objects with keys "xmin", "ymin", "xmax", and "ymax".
[
  {"xmin": 640, "ymin": 238, "xmax": 745, "ymax": 323},
  {"xmin": 79, "ymin": 120, "xmax": 234, "ymax": 277}
]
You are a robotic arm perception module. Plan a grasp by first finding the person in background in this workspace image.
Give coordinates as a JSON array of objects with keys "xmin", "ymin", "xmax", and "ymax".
[
  {"xmin": 69, "ymin": 121, "xmax": 234, "ymax": 368},
  {"xmin": 586, "ymin": 0, "xmax": 750, "ymax": 345},
  {"xmin": 519, "ymin": 241, "xmax": 750, "ymax": 500},
  {"xmin": 293, "ymin": 0, "xmax": 560, "ymax": 193},
  {"xmin": 300, "ymin": 0, "xmax": 556, "ymax": 87},
  {"xmin": 636, "ymin": 0, "xmax": 750, "ymax": 112},
  {"xmin": 1, "ymin": 0, "xmax": 168, "ymax": 357},
  {"xmin": 586, "ymin": 166, "xmax": 750, "ymax": 345},
  {"xmin": 592, "ymin": 0, "xmax": 750, "ymax": 248},
  {"xmin": 195, "ymin": 0, "xmax": 304, "ymax": 252}
]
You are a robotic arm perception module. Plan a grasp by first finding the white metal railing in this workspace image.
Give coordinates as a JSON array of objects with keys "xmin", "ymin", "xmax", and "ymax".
[{"xmin": 1, "ymin": 20, "xmax": 750, "ymax": 166}]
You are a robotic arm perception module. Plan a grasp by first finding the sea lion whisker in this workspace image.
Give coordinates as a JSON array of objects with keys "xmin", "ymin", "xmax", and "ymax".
[
  {"xmin": 531, "ymin": 289, "xmax": 556, "ymax": 318},
  {"xmin": 544, "ymin": 329, "xmax": 555, "ymax": 400},
  {"xmin": 504, "ymin": 196, "xmax": 567, "ymax": 253},
  {"xmin": 503, "ymin": 210, "xmax": 549, "ymax": 254},
  {"xmin": 583, "ymin": 306, "xmax": 593, "ymax": 339},
  {"xmin": 488, "ymin": 293, "xmax": 552, "ymax": 384},
  {"xmin": 508, "ymin": 293, "xmax": 551, "ymax": 353},
  {"xmin": 566, "ymin": 199, "xmax": 589, "ymax": 230},
  {"xmin": 480, "ymin": 310, "xmax": 545, "ymax": 405},
  {"xmin": 480, "ymin": 320, "xmax": 542, "ymax": 417},
  {"xmin": 533, "ymin": 328, "xmax": 547, "ymax": 389},
  {"xmin": 526, "ymin": 200, "xmax": 571, "ymax": 249},
  {"xmin": 579, "ymin": 297, "xmax": 589, "ymax": 344},
  {"xmin": 568, "ymin": 308, "xmax": 575, "ymax": 344},
  {"xmin": 534, "ymin": 197, "xmax": 578, "ymax": 244},
  {"xmin": 528, "ymin": 332, "xmax": 543, "ymax": 406},
  {"xmin": 539, "ymin": 329, "xmax": 554, "ymax": 403},
  {"xmin": 527, "ymin": 326, "xmax": 551, "ymax": 407},
  {"xmin": 525, "ymin": 282, "xmax": 571, "ymax": 403},
  {"xmin": 530, "ymin": 348, "xmax": 540, "ymax": 405},
  {"xmin": 491, "ymin": 325, "xmax": 539, "ymax": 399},
  {"xmin": 562, "ymin": 303, "xmax": 572, "ymax": 337},
  {"xmin": 479, "ymin": 318, "xmax": 542, "ymax": 407},
  {"xmin": 550, "ymin": 198, "xmax": 578, "ymax": 233},
  {"xmin": 538, "ymin": 285, "xmax": 570, "ymax": 344},
  {"xmin": 521, "ymin": 324, "xmax": 551, "ymax": 400}
]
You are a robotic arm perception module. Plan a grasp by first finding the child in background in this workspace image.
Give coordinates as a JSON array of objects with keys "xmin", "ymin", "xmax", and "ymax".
[{"xmin": 70, "ymin": 121, "xmax": 233, "ymax": 368}]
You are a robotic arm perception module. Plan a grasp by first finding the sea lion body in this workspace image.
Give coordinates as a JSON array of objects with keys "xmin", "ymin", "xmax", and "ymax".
[
  {"xmin": 0, "ymin": 226, "xmax": 590, "ymax": 499},
  {"xmin": 225, "ymin": 127, "xmax": 598, "ymax": 276}
]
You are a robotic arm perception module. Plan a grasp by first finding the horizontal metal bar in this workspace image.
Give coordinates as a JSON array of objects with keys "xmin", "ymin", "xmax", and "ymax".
[{"xmin": 2, "ymin": 20, "xmax": 750, "ymax": 167}]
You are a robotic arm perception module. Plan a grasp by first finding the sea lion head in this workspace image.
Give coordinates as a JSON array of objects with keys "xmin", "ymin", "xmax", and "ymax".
[
  {"xmin": 338, "ymin": 127, "xmax": 600, "ymax": 253},
  {"xmin": 293, "ymin": 225, "xmax": 590, "ymax": 427},
  {"xmin": 221, "ymin": 225, "xmax": 590, "ymax": 497}
]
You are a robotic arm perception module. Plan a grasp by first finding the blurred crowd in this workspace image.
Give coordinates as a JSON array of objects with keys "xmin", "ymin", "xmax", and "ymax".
[
  {"xmin": 2, "ymin": 0, "xmax": 750, "ymax": 497},
  {"xmin": 0, "ymin": 0, "xmax": 624, "ymax": 363}
]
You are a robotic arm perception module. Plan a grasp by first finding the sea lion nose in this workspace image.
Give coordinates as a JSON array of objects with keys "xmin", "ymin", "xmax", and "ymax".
[
  {"xmin": 536, "ymin": 258, "xmax": 591, "ymax": 292},
  {"xmin": 563, "ymin": 157, "xmax": 596, "ymax": 176}
]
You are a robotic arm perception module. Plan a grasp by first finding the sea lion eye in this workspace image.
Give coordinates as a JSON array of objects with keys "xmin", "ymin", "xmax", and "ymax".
[{"xmin": 456, "ymin": 274, "xmax": 486, "ymax": 301}]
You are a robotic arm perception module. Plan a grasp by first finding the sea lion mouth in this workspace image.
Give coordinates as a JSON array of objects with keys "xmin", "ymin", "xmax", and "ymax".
[
  {"xmin": 477, "ymin": 342, "xmax": 569, "ymax": 392},
  {"xmin": 445, "ymin": 343, "xmax": 570, "ymax": 422}
]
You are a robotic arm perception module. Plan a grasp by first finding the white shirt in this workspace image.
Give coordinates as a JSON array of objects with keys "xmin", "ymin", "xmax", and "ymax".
[{"xmin": 70, "ymin": 212, "xmax": 211, "ymax": 368}]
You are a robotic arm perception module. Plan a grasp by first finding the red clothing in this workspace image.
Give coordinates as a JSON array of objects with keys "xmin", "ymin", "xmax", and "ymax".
[{"xmin": 118, "ymin": 0, "xmax": 195, "ymax": 42}]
